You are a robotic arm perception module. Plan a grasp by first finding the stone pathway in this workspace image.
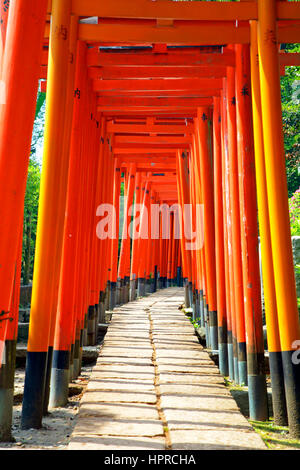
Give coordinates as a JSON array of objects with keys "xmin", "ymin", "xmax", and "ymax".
[{"xmin": 68, "ymin": 288, "xmax": 266, "ymax": 450}]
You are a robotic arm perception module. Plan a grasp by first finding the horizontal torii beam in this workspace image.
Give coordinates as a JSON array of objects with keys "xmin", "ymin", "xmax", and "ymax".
[
  {"xmin": 114, "ymin": 135, "xmax": 192, "ymax": 145},
  {"xmin": 88, "ymin": 66, "xmax": 228, "ymax": 80},
  {"xmin": 97, "ymin": 96, "xmax": 214, "ymax": 107},
  {"xmin": 115, "ymin": 143, "xmax": 190, "ymax": 150},
  {"xmin": 133, "ymin": 167, "xmax": 176, "ymax": 173},
  {"xmin": 87, "ymin": 49, "xmax": 235, "ymax": 67},
  {"xmin": 47, "ymin": 0, "xmax": 300, "ymax": 22},
  {"xmin": 119, "ymin": 156, "xmax": 176, "ymax": 164},
  {"xmin": 106, "ymin": 123, "xmax": 194, "ymax": 134},
  {"xmin": 99, "ymin": 109, "xmax": 200, "ymax": 118},
  {"xmin": 79, "ymin": 21, "xmax": 300, "ymax": 45},
  {"xmin": 114, "ymin": 148, "xmax": 179, "ymax": 154},
  {"xmin": 93, "ymin": 78, "xmax": 223, "ymax": 92},
  {"xmin": 43, "ymin": 20, "xmax": 300, "ymax": 45}
]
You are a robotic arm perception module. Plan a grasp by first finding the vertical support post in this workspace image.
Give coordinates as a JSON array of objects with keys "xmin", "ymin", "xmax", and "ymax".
[
  {"xmin": 213, "ymin": 97, "xmax": 229, "ymax": 376},
  {"xmin": 137, "ymin": 178, "xmax": 150, "ymax": 297},
  {"xmin": 130, "ymin": 172, "xmax": 142, "ymax": 300},
  {"xmin": 195, "ymin": 108, "xmax": 218, "ymax": 352},
  {"xmin": 257, "ymin": 0, "xmax": 300, "ymax": 436},
  {"xmin": 250, "ymin": 20, "xmax": 288, "ymax": 426},
  {"xmin": 236, "ymin": 43, "xmax": 268, "ymax": 421},
  {"xmin": 44, "ymin": 13, "xmax": 79, "ymax": 415},
  {"xmin": 21, "ymin": 0, "xmax": 72, "ymax": 430},
  {"xmin": 0, "ymin": 0, "xmax": 48, "ymax": 440},
  {"xmin": 49, "ymin": 41, "xmax": 89, "ymax": 408},
  {"xmin": 109, "ymin": 159, "xmax": 121, "ymax": 310},
  {"xmin": 221, "ymin": 83, "xmax": 234, "ymax": 381},
  {"xmin": 118, "ymin": 165, "xmax": 136, "ymax": 302},
  {"xmin": 176, "ymin": 151, "xmax": 193, "ymax": 305},
  {"xmin": 226, "ymin": 63, "xmax": 247, "ymax": 385}
]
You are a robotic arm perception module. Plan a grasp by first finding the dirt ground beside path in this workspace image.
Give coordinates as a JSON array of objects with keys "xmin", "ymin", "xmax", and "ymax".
[{"xmin": 0, "ymin": 365, "xmax": 94, "ymax": 450}]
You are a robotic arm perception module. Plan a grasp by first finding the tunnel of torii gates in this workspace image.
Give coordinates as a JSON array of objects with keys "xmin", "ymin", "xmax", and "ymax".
[{"xmin": 0, "ymin": 0, "xmax": 300, "ymax": 442}]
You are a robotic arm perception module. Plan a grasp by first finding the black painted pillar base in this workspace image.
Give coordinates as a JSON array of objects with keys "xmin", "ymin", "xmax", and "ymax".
[
  {"xmin": 129, "ymin": 279, "xmax": 137, "ymax": 301},
  {"xmin": 82, "ymin": 312, "xmax": 88, "ymax": 346},
  {"xmin": 218, "ymin": 326, "xmax": 229, "ymax": 377},
  {"xmin": 195, "ymin": 290, "xmax": 200, "ymax": 321},
  {"xmin": 69, "ymin": 343, "xmax": 74, "ymax": 380},
  {"xmin": 281, "ymin": 350, "xmax": 300, "ymax": 438},
  {"xmin": 188, "ymin": 282, "xmax": 193, "ymax": 310},
  {"xmin": 78, "ymin": 328, "xmax": 84, "ymax": 377},
  {"xmin": 137, "ymin": 278, "xmax": 145, "ymax": 297},
  {"xmin": 145, "ymin": 278, "xmax": 151, "ymax": 294},
  {"xmin": 21, "ymin": 351, "xmax": 48, "ymax": 429},
  {"xmin": 227, "ymin": 330, "xmax": 234, "ymax": 381},
  {"xmin": 209, "ymin": 310, "xmax": 218, "ymax": 352},
  {"xmin": 87, "ymin": 305, "xmax": 96, "ymax": 346},
  {"xmin": 154, "ymin": 266, "xmax": 158, "ymax": 292},
  {"xmin": 109, "ymin": 281, "xmax": 116, "ymax": 310},
  {"xmin": 199, "ymin": 290, "xmax": 204, "ymax": 328},
  {"xmin": 269, "ymin": 351, "xmax": 288, "ymax": 426},
  {"xmin": 43, "ymin": 346, "xmax": 53, "ymax": 415},
  {"xmin": 116, "ymin": 279, "xmax": 122, "ymax": 305},
  {"xmin": 49, "ymin": 350, "xmax": 70, "ymax": 408},
  {"xmin": 238, "ymin": 341, "xmax": 248, "ymax": 386},
  {"xmin": 247, "ymin": 350, "xmax": 269, "ymax": 422},
  {"xmin": 232, "ymin": 336, "xmax": 239, "ymax": 384},
  {"xmin": 73, "ymin": 338, "xmax": 80, "ymax": 380},
  {"xmin": 98, "ymin": 290, "xmax": 106, "ymax": 323},
  {"xmin": 204, "ymin": 302, "xmax": 210, "ymax": 349},
  {"xmin": 0, "ymin": 339, "xmax": 16, "ymax": 441}
]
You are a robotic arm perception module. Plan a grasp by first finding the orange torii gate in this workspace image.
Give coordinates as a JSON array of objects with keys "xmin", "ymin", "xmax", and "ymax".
[{"xmin": 0, "ymin": 0, "xmax": 299, "ymax": 443}]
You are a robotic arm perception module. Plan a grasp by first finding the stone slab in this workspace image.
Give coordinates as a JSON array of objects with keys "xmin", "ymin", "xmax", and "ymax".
[
  {"xmin": 96, "ymin": 356, "xmax": 153, "ymax": 366},
  {"xmin": 68, "ymin": 435, "xmax": 166, "ymax": 450},
  {"xmin": 169, "ymin": 429, "xmax": 266, "ymax": 450},
  {"xmin": 78, "ymin": 402, "xmax": 160, "ymax": 420},
  {"xmin": 92, "ymin": 363, "xmax": 155, "ymax": 379},
  {"xmin": 72, "ymin": 416, "xmax": 164, "ymax": 437},
  {"xmin": 160, "ymin": 394, "xmax": 240, "ymax": 412},
  {"xmin": 80, "ymin": 389, "xmax": 157, "ymax": 404},
  {"xmin": 86, "ymin": 378, "xmax": 156, "ymax": 393},
  {"xmin": 163, "ymin": 408, "xmax": 254, "ymax": 431},
  {"xmin": 159, "ymin": 372, "xmax": 224, "ymax": 386}
]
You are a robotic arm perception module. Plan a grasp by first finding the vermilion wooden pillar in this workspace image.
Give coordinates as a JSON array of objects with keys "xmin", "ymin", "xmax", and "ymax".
[
  {"xmin": 213, "ymin": 96, "xmax": 228, "ymax": 376},
  {"xmin": 130, "ymin": 172, "xmax": 142, "ymax": 300},
  {"xmin": 102, "ymin": 143, "xmax": 115, "ymax": 309},
  {"xmin": 226, "ymin": 62, "xmax": 247, "ymax": 385},
  {"xmin": 221, "ymin": 81, "xmax": 235, "ymax": 381},
  {"xmin": 138, "ymin": 179, "xmax": 151, "ymax": 297},
  {"xmin": 190, "ymin": 137, "xmax": 205, "ymax": 327},
  {"xmin": 176, "ymin": 150, "xmax": 193, "ymax": 305},
  {"xmin": 192, "ymin": 127, "xmax": 210, "ymax": 341},
  {"xmin": 95, "ymin": 118, "xmax": 107, "ymax": 323},
  {"xmin": 189, "ymin": 150, "xmax": 200, "ymax": 320},
  {"xmin": 0, "ymin": 0, "xmax": 48, "ymax": 440},
  {"xmin": 48, "ymin": 37, "xmax": 85, "ymax": 409},
  {"xmin": 72, "ymin": 90, "xmax": 93, "ymax": 377},
  {"xmin": 109, "ymin": 159, "xmax": 121, "ymax": 310},
  {"xmin": 236, "ymin": 43, "xmax": 268, "ymax": 420},
  {"xmin": 257, "ymin": 0, "xmax": 300, "ymax": 437},
  {"xmin": 21, "ymin": 0, "xmax": 71, "ymax": 431},
  {"xmin": 250, "ymin": 20, "xmax": 288, "ymax": 426},
  {"xmin": 44, "ymin": 14, "xmax": 79, "ymax": 415},
  {"xmin": 118, "ymin": 164, "xmax": 136, "ymax": 302},
  {"xmin": 195, "ymin": 108, "xmax": 218, "ymax": 352}
]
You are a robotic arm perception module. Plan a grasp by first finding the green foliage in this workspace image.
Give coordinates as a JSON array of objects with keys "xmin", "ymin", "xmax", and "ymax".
[
  {"xmin": 22, "ymin": 155, "xmax": 41, "ymax": 285},
  {"xmin": 281, "ymin": 44, "xmax": 300, "ymax": 197},
  {"xmin": 289, "ymin": 188, "xmax": 300, "ymax": 236},
  {"xmin": 21, "ymin": 92, "xmax": 45, "ymax": 284}
]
